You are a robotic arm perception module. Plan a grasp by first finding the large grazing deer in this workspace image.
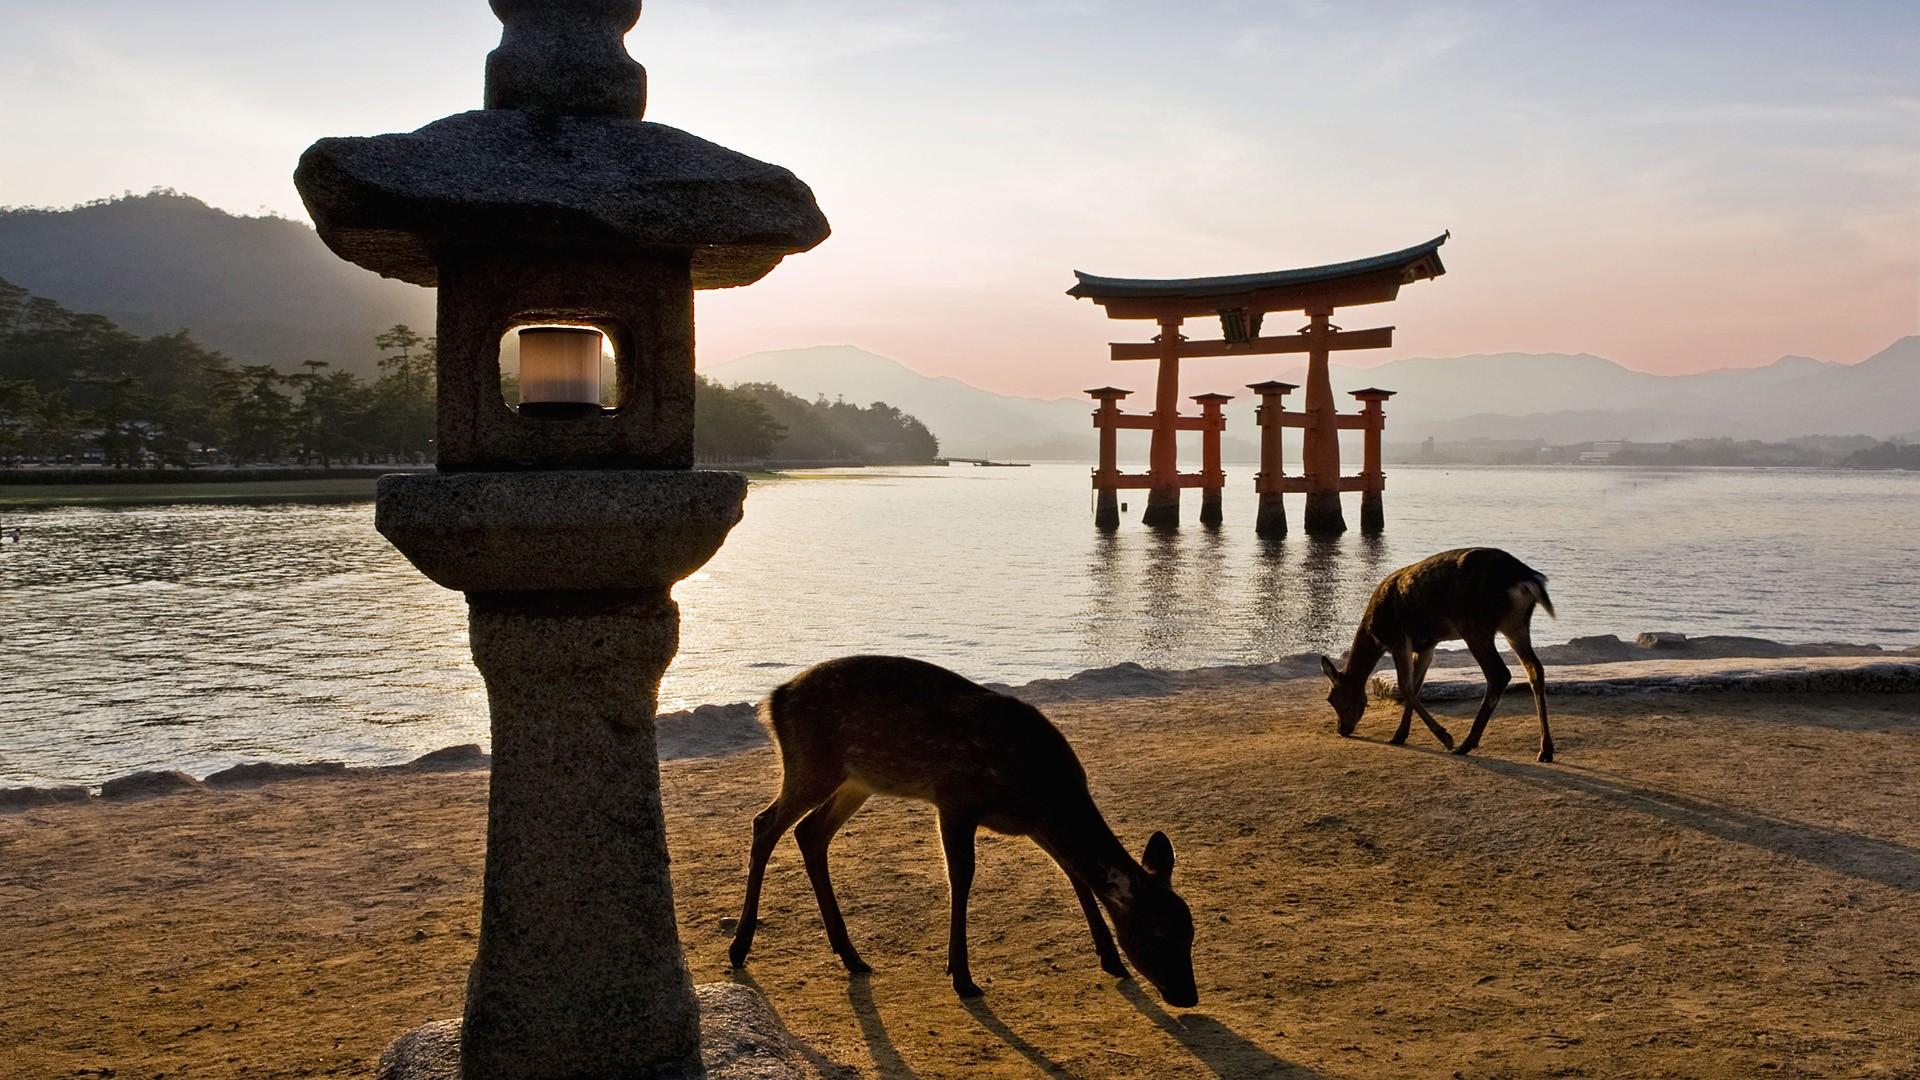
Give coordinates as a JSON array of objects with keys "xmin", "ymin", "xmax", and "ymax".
[
  {"xmin": 729, "ymin": 655, "xmax": 1199, "ymax": 1006},
  {"xmin": 1321, "ymin": 547, "xmax": 1558, "ymax": 761}
]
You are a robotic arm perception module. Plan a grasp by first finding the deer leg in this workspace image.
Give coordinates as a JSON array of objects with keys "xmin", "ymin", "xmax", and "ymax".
[
  {"xmin": 1506, "ymin": 625, "xmax": 1553, "ymax": 763},
  {"xmin": 732, "ymin": 787, "xmax": 830, "ymax": 967},
  {"xmin": 1389, "ymin": 645, "xmax": 1416, "ymax": 745},
  {"xmin": 1030, "ymin": 835, "xmax": 1126, "ymax": 977},
  {"xmin": 1452, "ymin": 634, "xmax": 1511, "ymax": 757},
  {"xmin": 938, "ymin": 811, "xmax": 983, "ymax": 997},
  {"xmin": 1071, "ymin": 872, "xmax": 1127, "ymax": 977},
  {"xmin": 1405, "ymin": 647, "xmax": 1454, "ymax": 750},
  {"xmin": 795, "ymin": 783, "xmax": 873, "ymax": 973}
]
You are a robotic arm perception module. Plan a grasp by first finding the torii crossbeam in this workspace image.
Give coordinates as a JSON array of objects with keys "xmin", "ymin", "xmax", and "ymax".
[{"xmin": 1068, "ymin": 233, "xmax": 1447, "ymax": 531}]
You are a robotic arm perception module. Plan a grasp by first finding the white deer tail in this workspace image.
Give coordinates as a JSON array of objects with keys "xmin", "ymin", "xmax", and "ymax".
[{"xmin": 1519, "ymin": 575, "xmax": 1556, "ymax": 619}]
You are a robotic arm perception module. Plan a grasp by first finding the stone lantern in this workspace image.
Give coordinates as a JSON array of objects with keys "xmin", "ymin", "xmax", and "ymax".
[{"xmin": 293, "ymin": 2, "xmax": 828, "ymax": 1077}]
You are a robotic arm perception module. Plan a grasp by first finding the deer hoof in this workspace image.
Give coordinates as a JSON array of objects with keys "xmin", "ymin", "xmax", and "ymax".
[
  {"xmin": 1387, "ymin": 733, "xmax": 1407, "ymax": 746},
  {"xmin": 728, "ymin": 942, "xmax": 750, "ymax": 968},
  {"xmin": 1451, "ymin": 743, "xmax": 1476, "ymax": 757},
  {"xmin": 841, "ymin": 954, "xmax": 873, "ymax": 975},
  {"xmin": 953, "ymin": 978, "xmax": 985, "ymax": 998},
  {"xmin": 1538, "ymin": 749, "xmax": 1555, "ymax": 763},
  {"xmin": 1101, "ymin": 955, "xmax": 1128, "ymax": 978}
]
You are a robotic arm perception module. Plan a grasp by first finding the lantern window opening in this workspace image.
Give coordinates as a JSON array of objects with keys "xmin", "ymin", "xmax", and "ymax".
[{"xmin": 500, "ymin": 321, "xmax": 622, "ymax": 418}]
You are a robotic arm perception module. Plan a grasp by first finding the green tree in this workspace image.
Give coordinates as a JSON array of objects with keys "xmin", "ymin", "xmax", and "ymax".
[
  {"xmin": 372, "ymin": 324, "xmax": 435, "ymax": 461},
  {"xmin": 217, "ymin": 364, "xmax": 294, "ymax": 463},
  {"xmin": 693, "ymin": 376, "xmax": 785, "ymax": 462}
]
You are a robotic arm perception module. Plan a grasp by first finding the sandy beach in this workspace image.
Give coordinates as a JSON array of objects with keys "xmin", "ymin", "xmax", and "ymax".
[{"xmin": 4, "ymin": 658, "xmax": 1918, "ymax": 1080}]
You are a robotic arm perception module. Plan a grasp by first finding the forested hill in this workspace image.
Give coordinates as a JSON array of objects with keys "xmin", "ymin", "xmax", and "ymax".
[
  {"xmin": 0, "ymin": 280, "xmax": 938, "ymax": 468},
  {"xmin": 0, "ymin": 191, "xmax": 432, "ymax": 373}
]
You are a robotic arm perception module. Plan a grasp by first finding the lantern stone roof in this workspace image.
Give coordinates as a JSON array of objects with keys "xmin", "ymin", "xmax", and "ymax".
[
  {"xmin": 293, "ymin": 0, "xmax": 828, "ymax": 291},
  {"xmin": 296, "ymin": 112, "xmax": 829, "ymax": 290},
  {"xmin": 1067, "ymin": 233, "xmax": 1448, "ymax": 303}
]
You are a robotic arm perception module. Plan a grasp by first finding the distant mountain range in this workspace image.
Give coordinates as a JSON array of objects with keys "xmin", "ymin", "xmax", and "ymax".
[
  {"xmin": 712, "ymin": 339, "xmax": 1920, "ymax": 459},
  {"xmin": 0, "ymin": 192, "xmax": 431, "ymax": 373},
  {"xmin": 5, "ymin": 192, "xmax": 1914, "ymax": 455}
]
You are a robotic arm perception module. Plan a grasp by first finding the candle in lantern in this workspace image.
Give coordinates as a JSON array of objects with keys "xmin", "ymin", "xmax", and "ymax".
[{"xmin": 517, "ymin": 326, "xmax": 605, "ymax": 416}]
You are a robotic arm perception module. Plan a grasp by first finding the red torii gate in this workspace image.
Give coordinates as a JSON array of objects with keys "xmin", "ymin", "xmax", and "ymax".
[{"xmin": 1069, "ymin": 233, "xmax": 1447, "ymax": 532}]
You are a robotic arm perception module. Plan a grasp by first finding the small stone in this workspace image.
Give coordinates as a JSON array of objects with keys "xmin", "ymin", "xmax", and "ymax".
[
  {"xmin": 203, "ymin": 761, "xmax": 347, "ymax": 788},
  {"xmin": 406, "ymin": 744, "xmax": 491, "ymax": 773},
  {"xmin": 0, "ymin": 785, "xmax": 91, "ymax": 811},
  {"xmin": 100, "ymin": 771, "xmax": 205, "ymax": 800},
  {"xmin": 1636, "ymin": 632, "xmax": 1688, "ymax": 649}
]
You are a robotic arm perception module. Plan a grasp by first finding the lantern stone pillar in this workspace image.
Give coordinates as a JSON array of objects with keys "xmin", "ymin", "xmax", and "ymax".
[
  {"xmin": 1087, "ymin": 386, "xmax": 1130, "ymax": 530},
  {"xmin": 1191, "ymin": 392, "xmax": 1231, "ymax": 526},
  {"xmin": 294, "ymin": 2, "xmax": 829, "ymax": 1078},
  {"xmin": 1351, "ymin": 388, "xmax": 1394, "ymax": 533}
]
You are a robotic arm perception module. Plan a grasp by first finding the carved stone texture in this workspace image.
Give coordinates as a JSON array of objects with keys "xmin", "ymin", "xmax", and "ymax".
[
  {"xmin": 460, "ymin": 588, "xmax": 697, "ymax": 1078},
  {"xmin": 485, "ymin": 0, "xmax": 646, "ymax": 118},
  {"xmin": 374, "ymin": 470, "xmax": 746, "ymax": 593},
  {"xmin": 431, "ymin": 251, "xmax": 695, "ymax": 470},
  {"xmin": 294, "ymin": 110, "xmax": 830, "ymax": 291}
]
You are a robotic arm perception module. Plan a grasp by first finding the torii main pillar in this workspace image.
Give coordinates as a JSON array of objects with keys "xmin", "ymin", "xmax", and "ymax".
[{"xmin": 1300, "ymin": 308, "xmax": 1345, "ymax": 533}]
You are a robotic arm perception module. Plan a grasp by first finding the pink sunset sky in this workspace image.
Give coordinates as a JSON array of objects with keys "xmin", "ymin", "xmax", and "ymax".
[{"xmin": 2, "ymin": 1, "xmax": 1914, "ymax": 398}]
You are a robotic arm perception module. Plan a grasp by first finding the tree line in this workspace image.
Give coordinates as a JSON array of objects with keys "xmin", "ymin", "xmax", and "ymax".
[
  {"xmin": 0, "ymin": 277, "xmax": 938, "ymax": 468},
  {"xmin": 0, "ymin": 278, "xmax": 435, "ymax": 467},
  {"xmin": 695, "ymin": 377, "xmax": 939, "ymax": 464}
]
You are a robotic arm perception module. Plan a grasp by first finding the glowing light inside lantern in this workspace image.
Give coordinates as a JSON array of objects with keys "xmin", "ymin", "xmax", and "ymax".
[{"xmin": 517, "ymin": 326, "xmax": 604, "ymax": 416}]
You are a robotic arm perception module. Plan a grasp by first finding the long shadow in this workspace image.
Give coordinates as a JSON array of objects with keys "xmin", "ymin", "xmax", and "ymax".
[
  {"xmin": 845, "ymin": 974, "xmax": 920, "ymax": 1079},
  {"xmin": 1117, "ymin": 981, "xmax": 1325, "ymax": 1079},
  {"xmin": 725, "ymin": 969, "xmax": 864, "ymax": 1079},
  {"xmin": 1457, "ymin": 753, "xmax": 1920, "ymax": 891},
  {"xmin": 960, "ymin": 996, "xmax": 1076, "ymax": 1077}
]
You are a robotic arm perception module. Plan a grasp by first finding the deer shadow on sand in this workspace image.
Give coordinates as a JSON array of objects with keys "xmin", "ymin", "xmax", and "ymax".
[
  {"xmin": 1457, "ymin": 754, "xmax": 1920, "ymax": 892},
  {"xmin": 725, "ymin": 970, "xmax": 867, "ymax": 1079},
  {"xmin": 843, "ymin": 976, "xmax": 920, "ymax": 1079},
  {"xmin": 959, "ymin": 996, "xmax": 1077, "ymax": 1076},
  {"xmin": 1116, "ymin": 981, "xmax": 1326, "ymax": 1079}
]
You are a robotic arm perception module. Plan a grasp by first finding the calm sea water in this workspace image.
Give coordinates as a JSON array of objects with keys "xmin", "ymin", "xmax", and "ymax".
[{"xmin": 3, "ymin": 464, "xmax": 1917, "ymax": 786}]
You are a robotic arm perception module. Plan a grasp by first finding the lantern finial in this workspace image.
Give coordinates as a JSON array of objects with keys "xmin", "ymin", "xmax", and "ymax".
[{"xmin": 486, "ymin": 0, "xmax": 647, "ymax": 118}]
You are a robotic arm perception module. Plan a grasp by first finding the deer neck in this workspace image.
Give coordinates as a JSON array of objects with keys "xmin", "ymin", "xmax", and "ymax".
[
  {"xmin": 1344, "ymin": 628, "xmax": 1387, "ymax": 687},
  {"xmin": 1031, "ymin": 797, "xmax": 1142, "ymax": 909}
]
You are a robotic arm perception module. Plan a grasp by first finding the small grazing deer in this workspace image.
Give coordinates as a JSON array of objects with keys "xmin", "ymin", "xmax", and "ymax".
[
  {"xmin": 729, "ymin": 655, "xmax": 1198, "ymax": 1006},
  {"xmin": 1321, "ymin": 547, "xmax": 1558, "ymax": 761}
]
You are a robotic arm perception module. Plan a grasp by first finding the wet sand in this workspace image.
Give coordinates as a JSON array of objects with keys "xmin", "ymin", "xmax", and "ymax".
[{"xmin": 3, "ymin": 680, "xmax": 1917, "ymax": 1079}]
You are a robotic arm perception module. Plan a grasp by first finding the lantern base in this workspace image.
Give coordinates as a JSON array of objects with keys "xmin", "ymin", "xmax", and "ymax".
[{"xmin": 375, "ymin": 983, "xmax": 814, "ymax": 1080}]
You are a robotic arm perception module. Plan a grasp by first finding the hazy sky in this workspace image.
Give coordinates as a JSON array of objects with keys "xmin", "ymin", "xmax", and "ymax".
[{"xmin": 2, "ymin": 1, "xmax": 1915, "ymax": 396}]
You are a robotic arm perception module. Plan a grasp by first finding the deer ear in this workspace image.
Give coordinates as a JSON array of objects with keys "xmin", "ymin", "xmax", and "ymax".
[
  {"xmin": 1142, "ymin": 831, "xmax": 1175, "ymax": 877},
  {"xmin": 1320, "ymin": 655, "xmax": 1341, "ymax": 684}
]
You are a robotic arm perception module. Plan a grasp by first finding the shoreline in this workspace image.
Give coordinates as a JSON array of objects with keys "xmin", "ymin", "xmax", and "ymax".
[{"xmin": 6, "ymin": 631, "xmax": 1916, "ymax": 809}]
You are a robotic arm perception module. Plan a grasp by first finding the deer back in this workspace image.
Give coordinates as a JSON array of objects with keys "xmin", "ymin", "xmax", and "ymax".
[
  {"xmin": 765, "ymin": 655, "xmax": 1095, "ymax": 830},
  {"xmin": 1364, "ymin": 547, "xmax": 1548, "ymax": 646}
]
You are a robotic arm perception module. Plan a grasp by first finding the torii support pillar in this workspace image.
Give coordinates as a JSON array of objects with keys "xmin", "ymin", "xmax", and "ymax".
[
  {"xmin": 1143, "ymin": 317, "xmax": 1184, "ymax": 528},
  {"xmin": 1192, "ymin": 392, "xmax": 1231, "ymax": 525},
  {"xmin": 1351, "ymin": 388, "xmax": 1394, "ymax": 533},
  {"xmin": 1087, "ymin": 386, "xmax": 1131, "ymax": 530},
  {"xmin": 1249, "ymin": 380, "xmax": 1298, "ymax": 537},
  {"xmin": 1301, "ymin": 308, "xmax": 1346, "ymax": 534}
]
